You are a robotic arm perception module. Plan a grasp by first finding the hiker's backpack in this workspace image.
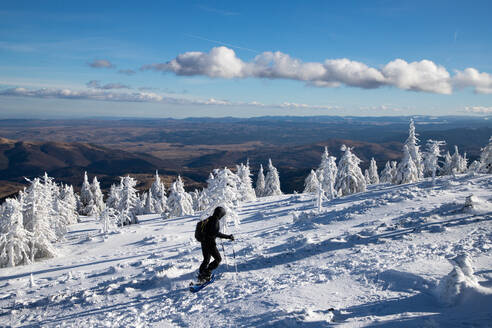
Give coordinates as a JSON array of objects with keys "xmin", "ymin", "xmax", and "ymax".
[{"xmin": 194, "ymin": 218, "xmax": 209, "ymax": 242}]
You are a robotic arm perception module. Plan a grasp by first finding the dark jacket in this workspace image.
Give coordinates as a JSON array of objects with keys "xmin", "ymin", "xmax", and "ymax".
[{"xmin": 203, "ymin": 207, "xmax": 229, "ymax": 243}]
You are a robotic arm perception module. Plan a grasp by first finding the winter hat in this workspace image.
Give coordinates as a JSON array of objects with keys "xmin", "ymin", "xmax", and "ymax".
[{"xmin": 213, "ymin": 206, "xmax": 226, "ymax": 219}]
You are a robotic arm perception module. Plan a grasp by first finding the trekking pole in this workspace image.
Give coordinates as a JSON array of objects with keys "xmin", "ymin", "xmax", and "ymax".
[
  {"xmin": 231, "ymin": 242, "xmax": 239, "ymax": 282},
  {"xmin": 220, "ymin": 239, "xmax": 229, "ymax": 267}
]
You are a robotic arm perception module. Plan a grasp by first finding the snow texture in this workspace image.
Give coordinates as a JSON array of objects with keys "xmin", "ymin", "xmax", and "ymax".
[{"xmin": 1, "ymin": 173, "xmax": 492, "ymax": 327}]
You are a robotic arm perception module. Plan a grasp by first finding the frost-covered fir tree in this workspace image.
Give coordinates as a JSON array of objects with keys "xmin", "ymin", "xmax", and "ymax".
[
  {"xmin": 0, "ymin": 198, "xmax": 32, "ymax": 267},
  {"xmin": 395, "ymin": 145, "xmax": 419, "ymax": 184},
  {"xmin": 90, "ymin": 176, "xmax": 105, "ymax": 216},
  {"xmin": 116, "ymin": 176, "xmax": 139, "ymax": 225},
  {"xmin": 316, "ymin": 147, "xmax": 338, "ymax": 199},
  {"xmin": 303, "ymin": 169, "xmax": 320, "ymax": 193},
  {"xmin": 255, "ymin": 164, "xmax": 266, "ymax": 198},
  {"xmin": 468, "ymin": 160, "xmax": 481, "ymax": 173},
  {"xmin": 79, "ymin": 172, "xmax": 94, "ymax": 216},
  {"xmin": 404, "ymin": 119, "xmax": 424, "ymax": 179},
  {"xmin": 150, "ymin": 171, "xmax": 168, "ymax": 214},
  {"xmin": 106, "ymin": 184, "xmax": 120, "ymax": 210},
  {"xmin": 423, "ymin": 140, "xmax": 446, "ymax": 184},
  {"xmin": 99, "ymin": 207, "xmax": 118, "ymax": 235},
  {"xmin": 57, "ymin": 184, "xmax": 79, "ymax": 226},
  {"xmin": 479, "ymin": 137, "xmax": 492, "ymax": 173},
  {"xmin": 441, "ymin": 151, "xmax": 453, "ymax": 176},
  {"xmin": 167, "ymin": 176, "xmax": 194, "ymax": 218},
  {"xmin": 202, "ymin": 167, "xmax": 241, "ymax": 227},
  {"xmin": 264, "ymin": 159, "xmax": 282, "ymax": 196},
  {"xmin": 236, "ymin": 162, "xmax": 256, "ymax": 202},
  {"xmin": 364, "ymin": 169, "xmax": 371, "ymax": 185},
  {"xmin": 379, "ymin": 161, "xmax": 394, "ymax": 183},
  {"xmin": 367, "ymin": 158, "xmax": 379, "ymax": 184},
  {"xmin": 446, "ymin": 146, "xmax": 467, "ymax": 175},
  {"xmin": 22, "ymin": 178, "xmax": 57, "ymax": 262},
  {"xmin": 335, "ymin": 145, "xmax": 366, "ymax": 196},
  {"xmin": 143, "ymin": 190, "xmax": 154, "ymax": 214}
]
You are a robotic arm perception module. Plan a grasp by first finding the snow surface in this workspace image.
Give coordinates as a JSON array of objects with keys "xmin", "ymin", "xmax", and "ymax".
[{"xmin": 1, "ymin": 173, "xmax": 492, "ymax": 327}]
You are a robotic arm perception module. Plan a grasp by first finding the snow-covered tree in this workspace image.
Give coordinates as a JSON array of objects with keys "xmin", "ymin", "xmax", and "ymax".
[
  {"xmin": 441, "ymin": 151, "xmax": 453, "ymax": 176},
  {"xmin": 79, "ymin": 172, "xmax": 94, "ymax": 216},
  {"xmin": 379, "ymin": 161, "xmax": 394, "ymax": 183},
  {"xmin": 450, "ymin": 146, "xmax": 467, "ymax": 174},
  {"xmin": 57, "ymin": 184, "xmax": 79, "ymax": 226},
  {"xmin": 143, "ymin": 190, "xmax": 154, "ymax": 214},
  {"xmin": 0, "ymin": 198, "xmax": 32, "ymax": 267},
  {"xmin": 404, "ymin": 119, "xmax": 424, "ymax": 179},
  {"xmin": 116, "ymin": 176, "xmax": 139, "ymax": 225},
  {"xmin": 367, "ymin": 158, "xmax": 379, "ymax": 184},
  {"xmin": 479, "ymin": 137, "xmax": 492, "ymax": 173},
  {"xmin": 106, "ymin": 184, "xmax": 120, "ymax": 210},
  {"xmin": 364, "ymin": 169, "xmax": 371, "ymax": 185},
  {"xmin": 335, "ymin": 145, "xmax": 366, "ymax": 196},
  {"xmin": 264, "ymin": 159, "xmax": 282, "ymax": 196},
  {"xmin": 90, "ymin": 176, "xmax": 105, "ymax": 216},
  {"xmin": 22, "ymin": 178, "xmax": 57, "ymax": 262},
  {"xmin": 316, "ymin": 147, "xmax": 338, "ymax": 199},
  {"xmin": 395, "ymin": 145, "xmax": 419, "ymax": 184},
  {"xmin": 236, "ymin": 162, "xmax": 256, "ymax": 202},
  {"xmin": 167, "ymin": 176, "xmax": 194, "ymax": 218},
  {"xmin": 255, "ymin": 164, "xmax": 266, "ymax": 198},
  {"xmin": 150, "ymin": 171, "xmax": 168, "ymax": 214},
  {"xmin": 99, "ymin": 207, "xmax": 118, "ymax": 235},
  {"xmin": 303, "ymin": 169, "xmax": 320, "ymax": 193},
  {"xmin": 468, "ymin": 160, "xmax": 481, "ymax": 173},
  {"xmin": 201, "ymin": 167, "xmax": 241, "ymax": 227},
  {"xmin": 423, "ymin": 140, "xmax": 446, "ymax": 184}
]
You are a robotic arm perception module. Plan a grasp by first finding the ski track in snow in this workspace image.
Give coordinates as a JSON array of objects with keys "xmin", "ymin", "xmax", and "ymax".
[{"xmin": 1, "ymin": 174, "xmax": 492, "ymax": 327}]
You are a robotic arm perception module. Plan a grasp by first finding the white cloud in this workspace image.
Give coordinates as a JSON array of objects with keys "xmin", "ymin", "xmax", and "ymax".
[
  {"xmin": 118, "ymin": 69, "xmax": 136, "ymax": 75},
  {"xmin": 453, "ymin": 68, "xmax": 492, "ymax": 94},
  {"xmin": 465, "ymin": 106, "xmax": 492, "ymax": 114},
  {"xmin": 142, "ymin": 46, "xmax": 492, "ymax": 95},
  {"xmin": 88, "ymin": 59, "xmax": 114, "ymax": 69},
  {"xmin": 0, "ymin": 86, "xmax": 341, "ymax": 111},
  {"xmin": 381, "ymin": 59, "xmax": 452, "ymax": 94},
  {"xmin": 86, "ymin": 80, "xmax": 131, "ymax": 90}
]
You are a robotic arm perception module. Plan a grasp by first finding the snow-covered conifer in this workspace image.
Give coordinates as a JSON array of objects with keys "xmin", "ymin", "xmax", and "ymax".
[
  {"xmin": 303, "ymin": 169, "xmax": 320, "ymax": 193},
  {"xmin": 395, "ymin": 145, "xmax": 419, "ymax": 184},
  {"xmin": 316, "ymin": 147, "xmax": 338, "ymax": 199},
  {"xmin": 468, "ymin": 160, "xmax": 481, "ymax": 173},
  {"xmin": 79, "ymin": 172, "xmax": 94, "ymax": 216},
  {"xmin": 0, "ymin": 198, "xmax": 32, "ymax": 267},
  {"xmin": 441, "ymin": 151, "xmax": 453, "ymax": 176},
  {"xmin": 380, "ymin": 161, "xmax": 394, "ymax": 183},
  {"xmin": 106, "ymin": 184, "xmax": 120, "ymax": 210},
  {"xmin": 22, "ymin": 178, "xmax": 57, "ymax": 262},
  {"xmin": 423, "ymin": 140, "xmax": 446, "ymax": 184},
  {"xmin": 479, "ymin": 137, "xmax": 492, "ymax": 173},
  {"xmin": 404, "ymin": 119, "xmax": 424, "ymax": 179},
  {"xmin": 143, "ymin": 190, "xmax": 154, "ymax": 214},
  {"xmin": 364, "ymin": 169, "xmax": 371, "ymax": 185},
  {"xmin": 368, "ymin": 158, "xmax": 379, "ymax": 184},
  {"xmin": 264, "ymin": 159, "xmax": 282, "ymax": 196},
  {"xmin": 450, "ymin": 146, "xmax": 467, "ymax": 174},
  {"xmin": 236, "ymin": 162, "xmax": 256, "ymax": 202},
  {"xmin": 99, "ymin": 207, "xmax": 118, "ymax": 235},
  {"xmin": 150, "ymin": 171, "xmax": 168, "ymax": 213},
  {"xmin": 116, "ymin": 176, "xmax": 139, "ymax": 225},
  {"xmin": 90, "ymin": 176, "xmax": 105, "ymax": 216},
  {"xmin": 255, "ymin": 164, "xmax": 266, "ymax": 197},
  {"xmin": 335, "ymin": 145, "xmax": 366, "ymax": 196},
  {"xmin": 167, "ymin": 176, "xmax": 194, "ymax": 218}
]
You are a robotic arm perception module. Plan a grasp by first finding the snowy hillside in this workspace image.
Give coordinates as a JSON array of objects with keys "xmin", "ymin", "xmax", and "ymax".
[{"xmin": 1, "ymin": 173, "xmax": 492, "ymax": 327}]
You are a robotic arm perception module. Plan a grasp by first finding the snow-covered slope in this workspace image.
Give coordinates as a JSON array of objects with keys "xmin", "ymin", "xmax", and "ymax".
[{"xmin": 1, "ymin": 174, "xmax": 492, "ymax": 327}]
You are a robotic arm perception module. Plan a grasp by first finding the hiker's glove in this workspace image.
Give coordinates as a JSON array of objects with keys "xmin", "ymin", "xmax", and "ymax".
[{"xmin": 229, "ymin": 234, "xmax": 235, "ymax": 241}]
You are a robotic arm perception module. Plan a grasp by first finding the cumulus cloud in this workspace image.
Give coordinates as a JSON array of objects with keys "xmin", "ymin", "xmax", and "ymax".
[
  {"xmin": 88, "ymin": 59, "xmax": 114, "ymax": 69},
  {"xmin": 141, "ymin": 46, "xmax": 492, "ymax": 95},
  {"xmin": 86, "ymin": 80, "xmax": 131, "ymax": 90},
  {"xmin": 465, "ymin": 106, "xmax": 492, "ymax": 114},
  {"xmin": 453, "ymin": 68, "xmax": 492, "ymax": 94}
]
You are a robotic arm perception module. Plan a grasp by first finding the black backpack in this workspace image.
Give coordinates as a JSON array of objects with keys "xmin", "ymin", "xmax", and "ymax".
[{"xmin": 194, "ymin": 218, "xmax": 209, "ymax": 242}]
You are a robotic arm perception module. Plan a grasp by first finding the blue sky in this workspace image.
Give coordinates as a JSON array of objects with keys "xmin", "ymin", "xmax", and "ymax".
[{"xmin": 0, "ymin": 0, "xmax": 491, "ymax": 118}]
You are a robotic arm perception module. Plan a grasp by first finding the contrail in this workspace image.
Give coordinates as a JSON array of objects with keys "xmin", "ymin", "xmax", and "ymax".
[{"xmin": 184, "ymin": 33, "xmax": 259, "ymax": 54}]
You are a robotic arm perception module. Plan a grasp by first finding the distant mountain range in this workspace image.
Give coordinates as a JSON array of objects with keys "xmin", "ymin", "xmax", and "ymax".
[{"xmin": 0, "ymin": 116, "xmax": 490, "ymax": 200}]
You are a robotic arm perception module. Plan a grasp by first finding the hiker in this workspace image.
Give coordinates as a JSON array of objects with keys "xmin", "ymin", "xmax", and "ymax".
[{"xmin": 197, "ymin": 206, "xmax": 234, "ymax": 282}]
